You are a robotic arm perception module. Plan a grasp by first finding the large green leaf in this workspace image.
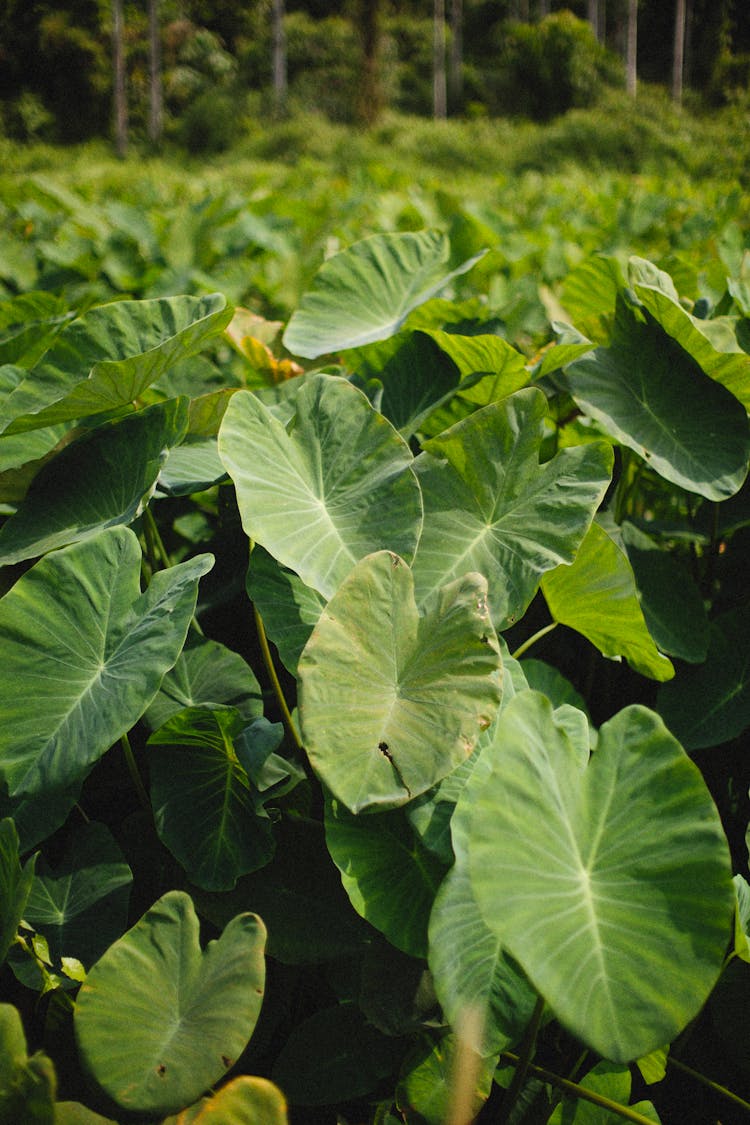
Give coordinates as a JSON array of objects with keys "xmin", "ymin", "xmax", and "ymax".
[
  {"xmin": 143, "ymin": 637, "xmax": 263, "ymax": 731},
  {"xmin": 541, "ymin": 522, "xmax": 674, "ymax": 681},
  {"xmin": 411, "ymin": 388, "xmax": 613, "ymax": 629},
  {"xmin": 23, "ymin": 823, "xmax": 132, "ymax": 969},
  {"xmin": 565, "ymin": 296, "xmax": 750, "ymax": 501},
  {"xmin": 428, "ymin": 741, "xmax": 538, "ymax": 1058},
  {"xmin": 75, "ymin": 891, "xmax": 266, "ymax": 1116},
  {"xmin": 634, "ymin": 281, "xmax": 750, "ymax": 411},
  {"xmin": 219, "ymin": 374, "xmax": 422, "ymax": 600},
  {"xmin": 325, "ymin": 797, "xmax": 448, "ymax": 958},
  {"xmin": 0, "ymin": 292, "xmax": 70, "ymax": 368},
  {"xmin": 148, "ymin": 707, "xmax": 275, "ymax": 891},
  {"xmin": 466, "ymin": 692, "xmax": 734, "ymax": 1062},
  {"xmin": 162, "ymin": 1076, "xmax": 289, "ymax": 1124},
  {"xmin": 0, "ymin": 527, "xmax": 213, "ymax": 796},
  {"xmin": 282, "ymin": 231, "xmax": 485, "ymax": 358},
  {"xmin": 0, "ymin": 399, "xmax": 189, "ymax": 565},
  {"xmin": 656, "ymin": 605, "xmax": 750, "ymax": 750},
  {"xmin": 298, "ymin": 551, "xmax": 502, "ymax": 813},
  {"xmin": 548, "ymin": 1061, "xmax": 660, "ymax": 1124},
  {"xmin": 395, "ymin": 1031, "xmax": 496, "ymax": 1125},
  {"xmin": 0, "ymin": 293, "xmax": 231, "ymax": 435},
  {"xmin": 0, "ymin": 819, "xmax": 36, "ymax": 966}
]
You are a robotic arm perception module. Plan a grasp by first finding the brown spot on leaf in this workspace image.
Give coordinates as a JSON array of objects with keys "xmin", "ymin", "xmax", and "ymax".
[
  {"xmin": 222, "ymin": 1055, "xmax": 233, "ymax": 1069},
  {"xmin": 157, "ymin": 1064, "xmax": 167, "ymax": 1077}
]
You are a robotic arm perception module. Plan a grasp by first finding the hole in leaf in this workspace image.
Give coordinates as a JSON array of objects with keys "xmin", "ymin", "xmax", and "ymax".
[
  {"xmin": 222, "ymin": 1055, "xmax": 233, "ymax": 1069},
  {"xmin": 157, "ymin": 1064, "xmax": 167, "ymax": 1077}
]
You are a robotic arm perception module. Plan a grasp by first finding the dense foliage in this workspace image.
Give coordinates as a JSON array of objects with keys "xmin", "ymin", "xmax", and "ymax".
[
  {"xmin": 1, "ymin": 0, "xmax": 749, "ymax": 145},
  {"xmin": 0, "ymin": 133, "xmax": 749, "ymax": 1123}
]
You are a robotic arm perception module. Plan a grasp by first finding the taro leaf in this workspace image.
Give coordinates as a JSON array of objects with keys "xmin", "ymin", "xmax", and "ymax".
[
  {"xmin": 0, "ymin": 291, "xmax": 70, "ymax": 368},
  {"xmin": 0, "ymin": 293, "xmax": 231, "ymax": 435},
  {"xmin": 143, "ymin": 638, "xmax": 263, "ymax": 731},
  {"xmin": 656, "ymin": 605, "xmax": 750, "ymax": 750},
  {"xmin": 395, "ymin": 1031, "xmax": 496, "ymax": 1125},
  {"xmin": 425, "ymin": 329, "xmax": 529, "ymax": 407},
  {"xmin": 23, "ymin": 823, "xmax": 132, "ymax": 969},
  {"xmin": 271, "ymin": 1002, "xmax": 403, "ymax": 1106},
  {"xmin": 548, "ymin": 1061, "xmax": 661, "ymax": 1124},
  {"xmin": 219, "ymin": 374, "xmax": 422, "ymax": 601},
  {"xmin": 245, "ymin": 546, "xmax": 327, "ymax": 677},
  {"xmin": 0, "ymin": 526, "xmax": 213, "ymax": 797},
  {"xmin": 74, "ymin": 891, "xmax": 266, "ymax": 1116},
  {"xmin": 0, "ymin": 1003, "xmax": 56, "ymax": 1125},
  {"xmin": 148, "ymin": 708, "xmax": 275, "ymax": 892},
  {"xmin": 0, "ymin": 398, "xmax": 189, "ymax": 565},
  {"xmin": 298, "ymin": 551, "xmax": 502, "ymax": 814},
  {"xmin": 0, "ymin": 819, "xmax": 36, "ymax": 966},
  {"xmin": 560, "ymin": 254, "xmax": 625, "ymax": 340},
  {"xmin": 521, "ymin": 659, "xmax": 588, "ymax": 716},
  {"xmin": 161, "ymin": 1076, "xmax": 289, "ymax": 1124},
  {"xmin": 466, "ymin": 692, "xmax": 734, "ymax": 1063},
  {"xmin": 565, "ymin": 296, "xmax": 750, "ymax": 501},
  {"xmin": 428, "ymin": 744, "xmax": 538, "ymax": 1058},
  {"xmin": 411, "ymin": 388, "xmax": 613, "ymax": 629},
  {"xmin": 54, "ymin": 1105, "xmax": 117, "ymax": 1124},
  {"xmin": 634, "ymin": 282, "xmax": 750, "ymax": 411},
  {"xmin": 157, "ymin": 437, "xmax": 228, "ymax": 496},
  {"xmin": 622, "ymin": 524, "xmax": 708, "ymax": 663},
  {"xmin": 194, "ymin": 818, "xmax": 367, "ymax": 965},
  {"xmin": 282, "ymin": 230, "xmax": 485, "ymax": 358},
  {"xmin": 0, "ymin": 424, "xmax": 69, "ymax": 505},
  {"xmin": 541, "ymin": 522, "xmax": 674, "ymax": 681},
  {"xmin": 0, "ymin": 781, "xmax": 81, "ymax": 853},
  {"xmin": 325, "ymin": 797, "xmax": 448, "ymax": 958}
]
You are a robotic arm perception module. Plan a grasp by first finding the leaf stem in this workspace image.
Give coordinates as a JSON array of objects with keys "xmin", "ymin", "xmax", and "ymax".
[
  {"xmin": 498, "ymin": 995, "xmax": 545, "ymax": 1122},
  {"xmin": 667, "ymin": 1056, "xmax": 750, "ymax": 1115},
  {"xmin": 120, "ymin": 733, "xmax": 151, "ymax": 815},
  {"xmin": 499, "ymin": 1051, "xmax": 659, "ymax": 1125},
  {"xmin": 253, "ymin": 604, "xmax": 303, "ymax": 754},
  {"xmin": 511, "ymin": 621, "xmax": 558, "ymax": 661},
  {"xmin": 143, "ymin": 506, "xmax": 172, "ymax": 571}
]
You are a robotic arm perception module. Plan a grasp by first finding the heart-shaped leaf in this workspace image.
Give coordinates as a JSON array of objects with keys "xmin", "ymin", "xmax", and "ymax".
[
  {"xmin": 0, "ymin": 527, "xmax": 213, "ymax": 796},
  {"xmin": 219, "ymin": 374, "xmax": 422, "ymax": 601},
  {"xmin": 412, "ymin": 388, "xmax": 613, "ymax": 628},
  {"xmin": 75, "ymin": 891, "xmax": 266, "ymax": 1115},
  {"xmin": 565, "ymin": 296, "xmax": 750, "ymax": 500},
  {"xmin": 541, "ymin": 522, "xmax": 674, "ymax": 681},
  {"xmin": 282, "ymin": 231, "xmax": 484, "ymax": 358},
  {"xmin": 0, "ymin": 398, "xmax": 189, "ymax": 565},
  {"xmin": 143, "ymin": 637, "xmax": 263, "ymax": 731},
  {"xmin": 298, "ymin": 551, "xmax": 502, "ymax": 813},
  {"xmin": 23, "ymin": 823, "xmax": 132, "ymax": 968},
  {"xmin": 245, "ymin": 546, "xmax": 326, "ymax": 676},
  {"xmin": 466, "ymin": 692, "xmax": 734, "ymax": 1062},
  {"xmin": 1, "ymin": 293, "xmax": 231, "ymax": 435},
  {"xmin": 325, "ymin": 797, "xmax": 447, "ymax": 957},
  {"xmin": 162, "ymin": 1076, "xmax": 289, "ymax": 1124},
  {"xmin": 148, "ymin": 707, "xmax": 275, "ymax": 891}
]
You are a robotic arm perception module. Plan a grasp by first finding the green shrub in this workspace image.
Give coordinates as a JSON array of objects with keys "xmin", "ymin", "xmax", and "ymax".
[{"xmin": 179, "ymin": 89, "xmax": 238, "ymax": 154}]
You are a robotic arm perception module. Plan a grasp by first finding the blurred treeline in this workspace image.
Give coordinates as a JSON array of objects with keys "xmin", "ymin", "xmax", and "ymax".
[{"xmin": 0, "ymin": 0, "xmax": 748, "ymax": 150}]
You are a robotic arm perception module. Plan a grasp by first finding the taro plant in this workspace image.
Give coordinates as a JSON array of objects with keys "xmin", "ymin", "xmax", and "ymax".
[{"xmin": 0, "ymin": 229, "xmax": 748, "ymax": 1123}]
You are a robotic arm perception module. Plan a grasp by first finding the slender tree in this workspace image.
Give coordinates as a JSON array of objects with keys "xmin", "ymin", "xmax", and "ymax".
[
  {"xmin": 672, "ymin": 0, "xmax": 687, "ymax": 103},
  {"xmin": 147, "ymin": 0, "xmax": 163, "ymax": 147},
  {"xmin": 112, "ymin": 0, "xmax": 127, "ymax": 157},
  {"xmin": 449, "ymin": 0, "xmax": 463, "ymax": 109},
  {"xmin": 626, "ymin": 0, "xmax": 638, "ymax": 98},
  {"xmin": 588, "ymin": 0, "xmax": 599, "ymax": 39},
  {"xmin": 358, "ymin": 0, "xmax": 382, "ymax": 126},
  {"xmin": 433, "ymin": 0, "xmax": 447, "ymax": 119},
  {"xmin": 272, "ymin": 0, "xmax": 287, "ymax": 115}
]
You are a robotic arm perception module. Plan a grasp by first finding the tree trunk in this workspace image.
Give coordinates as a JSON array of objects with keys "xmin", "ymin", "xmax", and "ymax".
[
  {"xmin": 626, "ymin": 0, "xmax": 637, "ymax": 98},
  {"xmin": 588, "ymin": 0, "xmax": 599, "ymax": 39},
  {"xmin": 449, "ymin": 0, "xmax": 463, "ymax": 109},
  {"xmin": 112, "ymin": 0, "xmax": 127, "ymax": 157},
  {"xmin": 272, "ymin": 0, "xmax": 287, "ymax": 115},
  {"xmin": 672, "ymin": 0, "xmax": 686, "ymax": 103},
  {"xmin": 433, "ymin": 0, "xmax": 447, "ymax": 119},
  {"xmin": 147, "ymin": 0, "xmax": 162, "ymax": 147},
  {"xmin": 538, "ymin": 0, "xmax": 550, "ymax": 18},
  {"xmin": 358, "ymin": 0, "xmax": 382, "ymax": 126}
]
